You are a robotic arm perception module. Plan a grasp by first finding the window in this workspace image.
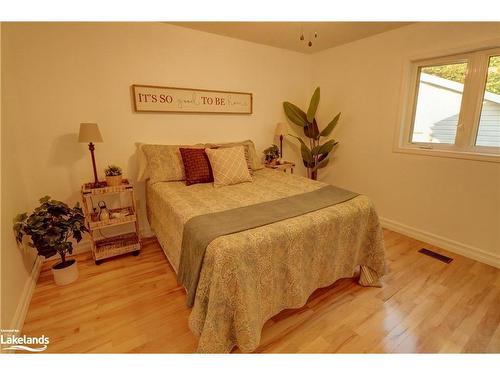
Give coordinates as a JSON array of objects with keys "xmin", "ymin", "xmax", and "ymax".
[
  {"xmin": 397, "ymin": 47, "xmax": 500, "ymax": 162},
  {"xmin": 476, "ymin": 55, "xmax": 500, "ymax": 147}
]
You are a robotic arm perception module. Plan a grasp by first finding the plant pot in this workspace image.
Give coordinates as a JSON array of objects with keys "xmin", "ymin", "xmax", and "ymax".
[
  {"xmin": 105, "ymin": 175, "xmax": 122, "ymax": 186},
  {"xmin": 51, "ymin": 259, "xmax": 79, "ymax": 285}
]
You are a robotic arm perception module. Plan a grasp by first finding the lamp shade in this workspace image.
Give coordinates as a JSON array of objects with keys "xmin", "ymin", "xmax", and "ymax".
[
  {"xmin": 78, "ymin": 123, "xmax": 103, "ymax": 143},
  {"xmin": 275, "ymin": 122, "xmax": 288, "ymax": 136}
]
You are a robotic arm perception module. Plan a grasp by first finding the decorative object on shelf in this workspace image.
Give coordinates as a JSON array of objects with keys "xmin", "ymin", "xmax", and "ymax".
[
  {"xmin": 13, "ymin": 196, "xmax": 88, "ymax": 286},
  {"xmin": 81, "ymin": 179, "xmax": 140, "ymax": 265},
  {"xmin": 265, "ymin": 161, "xmax": 295, "ymax": 174},
  {"xmin": 132, "ymin": 84, "xmax": 252, "ymax": 114},
  {"xmin": 274, "ymin": 122, "xmax": 288, "ymax": 158},
  {"xmin": 110, "ymin": 209, "xmax": 129, "ymax": 219},
  {"xmin": 104, "ymin": 164, "xmax": 123, "ymax": 187},
  {"xmin": 78, "ymin": 122, "xmax": 104, "ymax": 188},
  {"xmin": 263, "ymin": 144, "xmax": 280, "ymax": 164},
  {"xmin": 97, "ymin": 201, "xmax": 110, "ymax": 221},
  {"xmin": 283, "ymin": 87, "xmax": 342, "ymax": 180}
]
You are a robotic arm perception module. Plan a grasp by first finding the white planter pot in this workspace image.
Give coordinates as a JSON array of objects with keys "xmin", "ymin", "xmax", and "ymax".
[{"xmin": 51, "ymin": 259, "xmax": 79, "ymax": 286}]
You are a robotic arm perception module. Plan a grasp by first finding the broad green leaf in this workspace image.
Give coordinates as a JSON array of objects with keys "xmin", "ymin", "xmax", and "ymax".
[
  {"xmin": 320, "ymin": 112, "xmax": 341, "ymax": 137},
  {"xmin": 289, "ymin": 134, "xmax": 308, "ymax": 149},
  {"xmin": 289, "ymin": 135, "xmax": 313, "ymax": 163},
  {"xmin": 303, "ymin": 159, "xmax": 315, "ymax": 168},
  {"xmin": 301, "ymin": 144, "xmax": 313, "ymax": 164},
  {"xmin": 311, "ymin": 144, "xmax": 321, "ymax": 156},
  {"xmin": 312, "ymin": 157, "xmax": 330, "ymax": 171},
  {"xmin": 303, "ymin": 118, "xmax": 320, "ymax": 139},
  {"xmin": 318, "ymin": 152, "xmax": 329, "ymax": 163},
  {"xmin": 283, "ymin": 102, "xmax": 308, "ymax": 127},
  {"xmin": 306, "ymin": 87, "xmax": 320, "ymax": 123},
  {"xmin": 317, "ymin": 139, "xmax": 338, "ymax": 155}
]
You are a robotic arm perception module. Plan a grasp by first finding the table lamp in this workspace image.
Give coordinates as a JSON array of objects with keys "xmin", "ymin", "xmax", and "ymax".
[
  {"xmin": 275, "ymin": 122, "xmax": 288, "ymax": 158},
  {"xmin": 78, "ymin": 123, "xmax": 103, "ymax": 187}
]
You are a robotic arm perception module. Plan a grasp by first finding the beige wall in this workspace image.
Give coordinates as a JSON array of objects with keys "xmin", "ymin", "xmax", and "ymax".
[
  {"xmin": 1, "ymin": 23, "xmax": 39, "ymax": 330},
  {"xmin": 312, "ymin": 22, "xmax": 500, "ymax": 263},
  {"xmin": 0, "ymin": 22, "xmax": 310, "ymax": 328}
]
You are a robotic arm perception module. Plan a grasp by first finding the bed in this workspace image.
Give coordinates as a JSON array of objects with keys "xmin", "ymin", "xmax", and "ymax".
[{"xmin": 145, "ymin": 166, "xmax": 385, "ymax": 353}]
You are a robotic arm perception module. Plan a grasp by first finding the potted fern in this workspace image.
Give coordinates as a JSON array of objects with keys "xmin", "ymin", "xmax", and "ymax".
[
  {"xmin": 283, "ymin": 87, "xmax": 341, "ymax": 180},
  {"xmin": 13, "ymin": 196, "xmax": 88, "ymax": 285},
  {"xmin": 104, "ymin": 164, "xmax": 123, "ymax": 186}
]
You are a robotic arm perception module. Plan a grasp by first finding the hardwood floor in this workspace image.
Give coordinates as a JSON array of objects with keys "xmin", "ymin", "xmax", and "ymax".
[{"xmin": 22, "ymin": 229, "xmax": 500, "ymax": 353}]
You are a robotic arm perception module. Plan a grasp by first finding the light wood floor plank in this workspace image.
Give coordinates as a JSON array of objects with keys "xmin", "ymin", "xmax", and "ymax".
[{"xmin": 22, "ymin": 229, "xmax": 500, "ymax": 353}]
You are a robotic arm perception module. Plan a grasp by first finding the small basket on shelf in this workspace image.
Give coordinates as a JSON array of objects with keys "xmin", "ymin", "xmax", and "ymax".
[
  {"xmin": 95, "ymin": 232, "xmax": 140, "ymax": 260},
  {"xmin": 104, "ymin": 165, "xmax": 123, "ymax": 187}
]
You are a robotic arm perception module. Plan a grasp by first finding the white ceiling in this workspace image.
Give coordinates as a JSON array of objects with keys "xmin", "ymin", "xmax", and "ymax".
[{"xmin": 170, "ymin": 22, "xmax": 412, "ymax": 54}]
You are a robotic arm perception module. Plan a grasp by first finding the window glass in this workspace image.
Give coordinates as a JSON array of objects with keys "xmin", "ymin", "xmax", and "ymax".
[
  {"xmin": 475, "ymin": 55, "xmax": 500, "ymax": 148},
  {"xmin": 411, "ymin": 62, "xmax": 468, "ymax": 144}
]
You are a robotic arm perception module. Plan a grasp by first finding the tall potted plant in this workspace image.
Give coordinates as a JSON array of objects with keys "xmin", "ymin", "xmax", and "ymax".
[
  {"xmin": 13, "ymin": 196, "xmax": 88, "ymax": 285},
  {"xmin": 283, "ymin": 87, "xmax": 341, "ymax": 180}
]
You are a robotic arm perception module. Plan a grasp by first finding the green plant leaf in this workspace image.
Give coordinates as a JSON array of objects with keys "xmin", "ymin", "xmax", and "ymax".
[
  {"xmin": 311, "ymin": 144, "xmax": 321, "ymax": 156},
  {"xmin": 283, "ymin": 102, "xmax": 308, "ymax": 127},
  {"xmin": 301, "ymin": 144, "xmax": 313, "ymax": 164},
  {"xmin": 317, "ymin": 139, "xmax": 338, "ymax": 155},
  {"xmin": 289, "ymin": 135, "xmax": 313, "ymax": 163},
  {"xmin": 306, "ymin": 87, "xmax": 320, "ymax": 123},
  {"xmin": 320, "ymin": 112, "xmax": 341, "ymax": 137},
  {"xmin": 312, "ymin": 157, "xmax": 330, "ymax": 171},
  {"xmin": 39, "ymin": 196, "xmax": 51, "ymax": 204},
  {"xmin": 303, "ymin": 119, "xmax": 320, "ymax": 139},
  {"xmin": 13, "ymin": 212, "xmax": 27, "ymax": 224}
]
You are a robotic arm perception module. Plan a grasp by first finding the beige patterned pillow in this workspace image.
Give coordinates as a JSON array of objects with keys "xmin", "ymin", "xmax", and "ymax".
[
  {"xmin": 206, "ymin": 140, "xmax": 263, "ymax": 170},
  {"xmin": 205, "ymin": 146, "xmax": 253, "ymax": 187},
  {"xmin": 141, "ymin": 144, "xmax": 204, "ymax": 183},
  {"xmin": 207, "ymin": 144, "xmax": 254, "ymax": 175}
]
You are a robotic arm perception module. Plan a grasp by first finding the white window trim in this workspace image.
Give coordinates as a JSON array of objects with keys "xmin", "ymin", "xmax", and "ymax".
[{"xmin": 394, "ymin": 41, "xmax": 500, "ymax": 163}]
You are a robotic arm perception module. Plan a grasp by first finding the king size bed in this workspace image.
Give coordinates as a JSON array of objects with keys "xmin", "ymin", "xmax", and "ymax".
[{"xmin": 140, "ymin": 141, "xmax": 385, "ymax": 353}]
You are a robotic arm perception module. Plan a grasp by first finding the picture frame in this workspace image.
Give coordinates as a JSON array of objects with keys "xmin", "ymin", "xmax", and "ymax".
[{"xmin": 132, "ymin": 84, "xmax": 253, "ymax": 114}]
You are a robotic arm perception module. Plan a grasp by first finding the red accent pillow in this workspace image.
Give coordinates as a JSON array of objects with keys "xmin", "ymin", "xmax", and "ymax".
[{"xmin": 179, "ymin": 148, "xmax": 214, "ymax": 186}]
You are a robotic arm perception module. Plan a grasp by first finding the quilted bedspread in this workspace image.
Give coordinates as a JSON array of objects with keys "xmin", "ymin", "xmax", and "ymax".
[{"xmin": 146, "ymin": 168, "xmax": 385, "ymax": 353}]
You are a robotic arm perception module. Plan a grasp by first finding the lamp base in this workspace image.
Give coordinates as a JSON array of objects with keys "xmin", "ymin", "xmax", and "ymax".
[{"xmin": 279, "ymin": 134, "xmax": 284, "ymax": 159}]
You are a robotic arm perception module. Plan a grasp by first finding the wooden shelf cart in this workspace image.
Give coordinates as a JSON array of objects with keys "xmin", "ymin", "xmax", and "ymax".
[{"xmin": 81, "ymin": 179, "xmax": 141, "ymax": 265}]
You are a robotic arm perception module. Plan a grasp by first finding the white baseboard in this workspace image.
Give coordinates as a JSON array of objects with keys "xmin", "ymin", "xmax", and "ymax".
[
  {"xmin": 379, "ymin": 217, "xmax": 500, "ymax": 269},
  {"xmin": 8, "ymin": 256, "xmax": 43, "ymax": 334}
]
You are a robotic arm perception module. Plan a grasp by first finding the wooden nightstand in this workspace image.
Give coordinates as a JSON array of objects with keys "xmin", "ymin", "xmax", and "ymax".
[
  {"xmin": 81, "ymin": 179, "xmax": 141, "ymax": 265},
  {"xmin": 265, "ymin": 161, "xmax": 295, "ymax": 174}
]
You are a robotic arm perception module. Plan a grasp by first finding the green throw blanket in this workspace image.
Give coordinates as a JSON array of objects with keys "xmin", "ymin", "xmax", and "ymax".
[{"xmin": 178, "ymin": 185, "xmax": 359, "ymax": 307}]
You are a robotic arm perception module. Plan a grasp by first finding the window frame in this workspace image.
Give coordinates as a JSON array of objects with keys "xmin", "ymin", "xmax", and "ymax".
[{"xmin": 395, "ymin": 45, "xmax": 500, "ymax": 163}]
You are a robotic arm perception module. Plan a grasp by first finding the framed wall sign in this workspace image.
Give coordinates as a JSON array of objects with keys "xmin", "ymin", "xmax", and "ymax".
[{"xmin": 132, "ymin": 85, "xmax": 253, "ymax": 114}]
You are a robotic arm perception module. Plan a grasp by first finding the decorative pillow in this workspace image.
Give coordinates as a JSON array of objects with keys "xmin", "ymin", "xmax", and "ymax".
[
  {"xmin": 209, "ymin": 145, "xmax": 254, "ymax": 175},
  {"xmin": 141, "ymin": 143, "xmax": 205, "ymax": 183},
  {"xmin": 206, "ymin": 140, "xmax": 263, "ymax": 170},
  {"xmin": 205, "ymin": 146, "xmax": 253, "ymax": 187},
  {"xmin": 179, "ymin": 148, "xmax": 214, "ymax": 186}
]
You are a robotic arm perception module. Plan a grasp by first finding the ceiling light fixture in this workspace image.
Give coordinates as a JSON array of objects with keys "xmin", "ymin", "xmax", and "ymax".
[{"xmin": 299, "ymin": 26, "xmax": 318, "ymax": 48}]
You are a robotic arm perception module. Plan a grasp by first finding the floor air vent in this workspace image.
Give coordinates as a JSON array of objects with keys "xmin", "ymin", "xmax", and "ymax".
[{"xmin": 418, "ymin": 248, "xmax": 453, "ymax": 264}]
